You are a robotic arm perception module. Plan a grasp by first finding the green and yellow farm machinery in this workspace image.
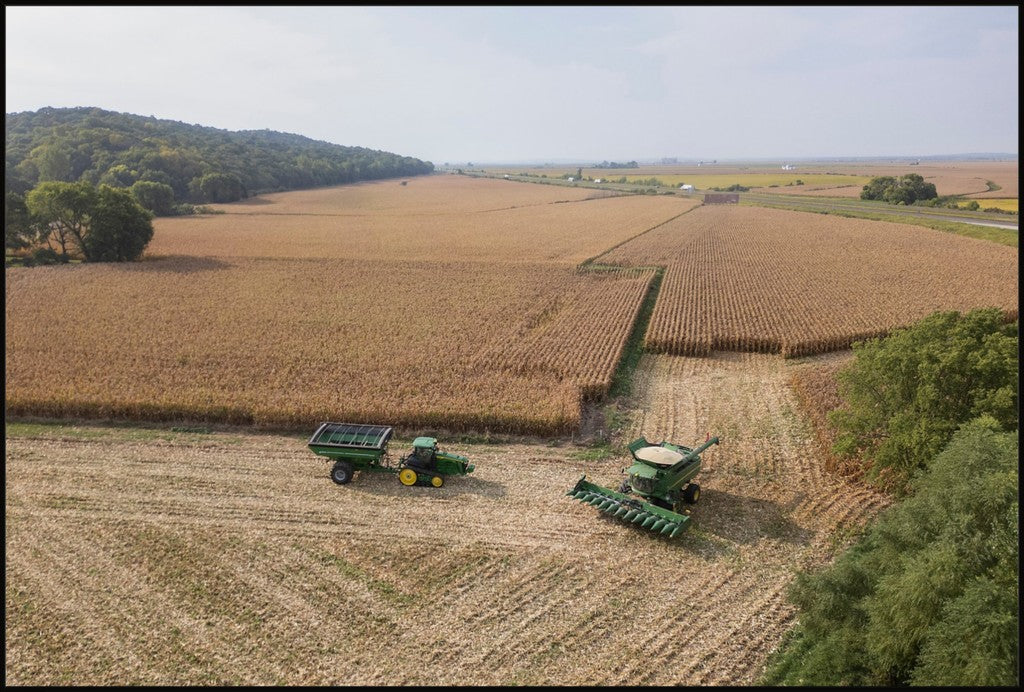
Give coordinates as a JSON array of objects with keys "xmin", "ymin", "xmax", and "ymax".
[
  {"xmin": 567, "ymin": 435, "xmax": 720, "ymax": 538},
  {"xmin": 308, "ymin": 422, "xmax": 474, "ymax": 487}
]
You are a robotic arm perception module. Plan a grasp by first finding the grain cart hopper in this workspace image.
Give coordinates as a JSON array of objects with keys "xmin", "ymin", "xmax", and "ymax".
[
  {"xmin": 567, "ymin": 435, "xmax": 719, "ymax": 538},
  {"xmin": 308, "ymin": 422, "xmax": 474, "ymax": 487}
]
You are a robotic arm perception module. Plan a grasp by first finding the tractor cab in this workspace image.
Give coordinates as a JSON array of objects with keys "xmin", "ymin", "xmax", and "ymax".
[{"xmin": 408, "ymin": 436, "xmax": 438, "ymax": 469}]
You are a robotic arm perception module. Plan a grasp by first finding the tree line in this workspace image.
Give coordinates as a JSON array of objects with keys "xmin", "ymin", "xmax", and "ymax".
[
  {"xmin": 5, "ymin": 106, "xmax": 435, "ymax": 263},
  {"xmin": 762, "ymin": 308, "xmax": 1018, "ymax": 686},
  {"xmin": 5, "ymin": 106, "xmax": 434, "ymax": 210}
]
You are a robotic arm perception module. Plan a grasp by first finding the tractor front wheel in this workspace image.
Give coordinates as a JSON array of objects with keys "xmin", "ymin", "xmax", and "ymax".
[
  {"xmin": 683, "ymin": 483, "xmax": 701, "ymax": 504},
  {"xmin": 399, "ymin": 468, "xmax": 418, "ymax": 486},
  {"xmin": 331, "ymin": 460, "xmax": 355, "ymax": 485}
]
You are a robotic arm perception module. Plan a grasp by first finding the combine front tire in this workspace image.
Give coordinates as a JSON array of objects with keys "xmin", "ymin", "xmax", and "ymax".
[
  {"xmin": 683, "ymin": 483, "xmax": 701, "ymax": 504},
  {"xmin": 331, "ymin": 460, "xmax": 355, "ymax": 485},
  {"xmin": 399, "ymin": 468, "xmax": 418, "ymax": 486}
]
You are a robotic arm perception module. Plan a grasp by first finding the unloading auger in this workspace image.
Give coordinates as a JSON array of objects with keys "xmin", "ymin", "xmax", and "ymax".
[{"xmin": 567, "ymin": 435, "xmax": 720, "ymax": 538}]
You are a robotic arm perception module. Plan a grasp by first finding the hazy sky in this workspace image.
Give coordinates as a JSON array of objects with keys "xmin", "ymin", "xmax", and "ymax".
[{"xmin": 5, "ymin": 6, "xmax": 1019, "ymax": 164}]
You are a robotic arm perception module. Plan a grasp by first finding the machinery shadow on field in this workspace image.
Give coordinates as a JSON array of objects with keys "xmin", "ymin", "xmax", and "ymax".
[
  {"xmin": 683, "ymin": 488, "xmax": 813, "ymax": 551},
  {"xmin": 346, "ymin": 471, "xmax": 508, "ymax": 499}
]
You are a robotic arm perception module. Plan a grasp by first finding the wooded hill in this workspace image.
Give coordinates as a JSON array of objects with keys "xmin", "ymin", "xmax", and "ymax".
[{"xmin": 5, "ymin": 106, "xmax": 434, "ymax": 204}]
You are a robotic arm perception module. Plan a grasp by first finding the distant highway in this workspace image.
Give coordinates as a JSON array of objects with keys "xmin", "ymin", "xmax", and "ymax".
[{"xmin": 739, "ymin": 192, "xmax": 1018, "ymax": 231}]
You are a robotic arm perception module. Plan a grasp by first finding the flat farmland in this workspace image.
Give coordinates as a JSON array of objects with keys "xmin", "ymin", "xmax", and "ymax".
[
  {"xmin": 5, "ymin": 258, "xmax": 655, "ymax": 434},
  {"xmin": 10, "ymin": 172, "xmax": 1013, "ymax": 686},
  {"xmin": 4, "ymin": 351, "xmax": 890, "ymax": 686},
  {"xmin": 150, "ymin": 175, "xmax": 697, "ymax": 264},
  {"xmin": 7, "ymin": 177, "xmax": 696, "ymax": 434},
  {"xmin": 493, "ymin": 160, "xmax": 1017, "ymax": 199},
  {"xmin": 601, "ymin": 204, "xmax": 1018, "ymax": 357}
]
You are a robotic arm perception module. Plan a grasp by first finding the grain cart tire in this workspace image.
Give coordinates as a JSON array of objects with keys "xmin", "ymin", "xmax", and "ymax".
[
  {"xmin": 683, "ymin": 483, "xmax": 701, "ymax": 504},
  {"xmin": 399, "ymin": 468, "xmax": 418, "ymax": 486},
  {"xmin": 331, "ymin": 460, "xmax": 355, "ymax": 485},
  {"xmin": 430, "ymin": 475, "xmax": 444, "ymax": 488}
]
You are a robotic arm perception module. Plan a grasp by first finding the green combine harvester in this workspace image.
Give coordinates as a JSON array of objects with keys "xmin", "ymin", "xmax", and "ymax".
[
  {"xmin": 567, "ymin": 435, "xmax": 720, "ymax": 538},
  {"xmin": 308, "ymin": 422, "xmax": 474, "ymax": 487}
]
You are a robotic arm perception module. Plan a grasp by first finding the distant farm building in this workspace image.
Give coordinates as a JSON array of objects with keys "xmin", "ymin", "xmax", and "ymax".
[
  {"xmin": 679, "ymin": 183, "xmax": 694, "ymax": 191},
  {"xmin": 782, "ymin": 164, "xmax": 796, "ymax": 170},
  {"xmin": 704, "ymin": 192, "xmax": 739, "ymax": 204}
]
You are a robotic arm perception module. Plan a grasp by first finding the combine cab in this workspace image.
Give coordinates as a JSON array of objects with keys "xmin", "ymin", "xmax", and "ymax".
[
  {"xmin": 308, "ymin": 422, "xmax": 474, "ymax": 487},
  {"xmin": 567, "ymin": 435, "xmax": 719, "ymax": 538}
]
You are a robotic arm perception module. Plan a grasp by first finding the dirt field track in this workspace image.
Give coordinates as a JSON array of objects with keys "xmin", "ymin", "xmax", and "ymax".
[{"xmin": 5, "ymin": 352, "xmax": 888, "ymax": 686}]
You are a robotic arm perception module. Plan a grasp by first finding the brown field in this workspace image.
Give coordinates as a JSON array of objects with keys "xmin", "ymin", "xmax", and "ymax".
[
  {"xmin": 152, "ymin": 175, "xmax": 698, "ymax": 264},
  {"xmin": 601, "ymin": 205, "xmax": 1018, "ymax": 357},
  {"xmin": 14, "ymin": 172, "xmax": 1006, "ymax": 685},
  {"xmin": 7, "ymin": 176, "xmax": 707, "ymax": 434},
  {"xmin": 5, "ymin": 258, "xmax": 654, "ymax": 434},
  {"xmin": 4, "ymin": 351, "xmax": 891, "ymax": 686},
  {"xmin": 6, "ymin": 175, "xmax": 1016, "ymax": 435}
]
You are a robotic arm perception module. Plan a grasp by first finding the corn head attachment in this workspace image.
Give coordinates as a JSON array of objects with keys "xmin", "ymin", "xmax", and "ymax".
[{"xmin": 567, "ymin": 435, "xmax": 720, "ymax": 539}]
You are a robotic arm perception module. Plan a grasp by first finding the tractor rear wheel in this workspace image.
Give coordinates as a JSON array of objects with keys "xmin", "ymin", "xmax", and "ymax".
[
  {"xmin": 683, "ymin": 483, "xmax": 701, "ymax": 504},
  {"xmin": 430, "ymin": 475, "xmax": 444, "ymax": 488},
  {"xmin": 331, "ymin": 460, "xmax": 355, "ymax": 485},
  {"xmin": 399, "ymin": 468, "xmax": 418, "ymax": 486}
]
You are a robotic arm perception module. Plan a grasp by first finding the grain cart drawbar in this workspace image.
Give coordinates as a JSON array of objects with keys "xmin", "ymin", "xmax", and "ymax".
[
  {"xmin": 308, "ymin": 422, "xmax": 474, "ymax": 487},
  {"xmin": 567, "ymin": 435, "xmax": 720, "ymax": 538}
]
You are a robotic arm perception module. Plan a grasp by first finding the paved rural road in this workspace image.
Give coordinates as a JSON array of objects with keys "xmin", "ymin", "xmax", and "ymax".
[{"xmin": 741, "ymin": 193, "xmax": 1018, "ymax": 231}]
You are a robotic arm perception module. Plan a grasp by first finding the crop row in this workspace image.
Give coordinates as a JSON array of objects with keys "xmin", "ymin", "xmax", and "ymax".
[
  {"xmin": 5, "ymin": 256, "xmax": 653, "ymax": 435},
  {"xmin": 603, "ymin": 205, "xmax": 1018, "ymax": 358}
]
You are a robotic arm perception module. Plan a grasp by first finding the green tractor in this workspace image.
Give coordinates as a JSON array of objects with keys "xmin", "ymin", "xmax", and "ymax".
[
  {"xmin": 308, "ymin": 422, "xmax": 474, "ymax": 487},
  {"xmin": 567, "ymin": 435, "xmax": 719, "ymax": 539}
]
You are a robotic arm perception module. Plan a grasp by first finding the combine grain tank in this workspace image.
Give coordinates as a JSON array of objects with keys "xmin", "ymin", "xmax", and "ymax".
[{"xmin": 567, "ymin": 435, "xmax": 719, "ymax": 538}]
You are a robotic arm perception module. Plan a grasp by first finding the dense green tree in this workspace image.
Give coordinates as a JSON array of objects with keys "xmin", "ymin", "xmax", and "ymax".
[
  {"xmin": 99, "ymin": 163, "xmax": 140, "ymax": 188},
  {"xmin": 86, "ymin": 185, "xmax": 154, "ymax": 261},
  {"xmin": 28, "ymin": 140, "xmax": 74, "ymax": 181},
  {"xmin": 5, "ymin": 191, "xmax": 36, "ymax": 250},
  {"xmin": 763, "ymin": 420, "xmax": 1018, "ymax": 686},
  {"xmin": 861, "ymin": 173, "xmax": 938, "ymax": 204},
  {"xmin": 25, "ymin": 180, "xmax": 97, "ymax": 259},
  {"xmin": 191, "ymin": 172, "xmax": 246, "ymax": 203},
  {"xmin": 24, "ymin": 180, "xmax": 153, "ymax": 261},
  {"xmin": 829, "ymin": 308, "xmax": 1017, "ymax": 492},
  {"xmin": 129, "ymin": 180, "xmax": 175, "ymax": 216}
]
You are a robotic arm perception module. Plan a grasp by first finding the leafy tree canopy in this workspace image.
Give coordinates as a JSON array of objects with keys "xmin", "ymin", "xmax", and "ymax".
[
  {"xmin": 762, "ymin": 419, "xmax": 1018, "ymax": 687},
  {"xmin": 860, "ymin": 173, "xmax": 938, "ymax": 204},
  {"xmin": 24, "ymin": 181, "xmax": 153, "ymax": 262},
  {"xmin": 828, "ymin": 308, "xmax": 1017, "ymax": 493},
  {"xmin": 5, "ymin": 106, "xmax": 434, "ymax": 210}
]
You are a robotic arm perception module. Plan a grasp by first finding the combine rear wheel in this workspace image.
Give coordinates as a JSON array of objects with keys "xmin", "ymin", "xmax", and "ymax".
[
  {"xmin": 331, "ymin": 460, "xmax": 355, "ymax": 485},
  {"xmin": 399, "ymin": 468, "xmax": 418, "ymax": 486},
  {"xmin": 430, "ymin": 475, "xmax": 444, "ymax": 488},
  {"xmin": 683, "ymin": 483, "xmax": 701, "ymax": 504}
]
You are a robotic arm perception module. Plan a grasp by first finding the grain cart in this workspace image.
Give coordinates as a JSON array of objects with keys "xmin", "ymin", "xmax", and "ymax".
[
  {"xmin": 566, "ymin": 435, "xmax": 719, "ymax": 538},
  {"xmin": 307, "ymin": 422, "xmax": 474, "ymax": 487}
]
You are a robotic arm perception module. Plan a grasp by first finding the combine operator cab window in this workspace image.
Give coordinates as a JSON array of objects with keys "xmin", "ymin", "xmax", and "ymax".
[{"xmin": 630, "ymin": 475, "xmax": 654, "ymax": 493}]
